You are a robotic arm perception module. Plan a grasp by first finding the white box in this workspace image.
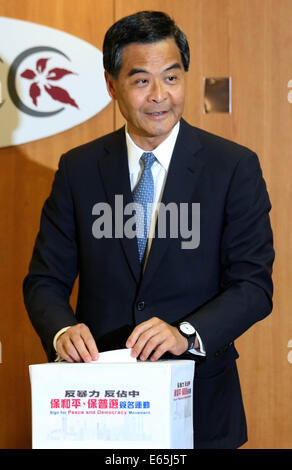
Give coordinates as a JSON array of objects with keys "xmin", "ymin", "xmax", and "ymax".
[{"xmin": 29, "ymin": 359, "xmax": 195, "ymax": 449}]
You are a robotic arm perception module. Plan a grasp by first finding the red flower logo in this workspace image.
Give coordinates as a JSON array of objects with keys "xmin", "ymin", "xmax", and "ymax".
[{"xmin": 20, "ymin": 57, "xmax": 79, "ymax": 108}]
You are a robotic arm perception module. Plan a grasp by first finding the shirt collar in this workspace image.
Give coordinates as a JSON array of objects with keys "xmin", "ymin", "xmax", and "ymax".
[{"xmin": 126, "ymin": 121, "xmax": 180, "ymax": 174}]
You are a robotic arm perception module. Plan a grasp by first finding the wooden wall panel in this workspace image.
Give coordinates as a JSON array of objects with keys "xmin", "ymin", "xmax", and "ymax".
[
  {"xmin": 0, "ymin": 0, "xmax": 291, "ymax": 450},
  {"xmin": 0, "ymin": 0, "xmax": 114, "ymax": 448},
  {"xmin": 234, "ymin": 0, "xmax": 292, "ymax": 449}
]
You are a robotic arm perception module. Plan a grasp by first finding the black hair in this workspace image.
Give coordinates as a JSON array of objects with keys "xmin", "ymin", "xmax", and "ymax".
[{"xmin": 103, "ymin": 11, "xmax": 190, "ymax": 78}]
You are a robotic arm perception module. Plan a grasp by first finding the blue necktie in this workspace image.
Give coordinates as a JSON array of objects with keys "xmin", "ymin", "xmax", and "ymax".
[{"xmin": 132, "ymin": 152, "xmax": 156, "ymax": 263}]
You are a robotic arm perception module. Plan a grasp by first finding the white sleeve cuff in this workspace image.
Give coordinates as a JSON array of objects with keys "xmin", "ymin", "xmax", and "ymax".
[
  {"xmin": 188, "ymin": 330, "xmax": 206, "ymax": 356},
  {"xmin": 53, "ymin": 327, "xmax": 71, "ymax": 362},
  {"xmin": 53, "ymin": 326, "xmax": 71, "ymax": 350}
]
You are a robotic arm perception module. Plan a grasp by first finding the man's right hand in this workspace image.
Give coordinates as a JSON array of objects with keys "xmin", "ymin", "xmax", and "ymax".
[{"xmin": 56, "ymin": 323, "xmax": 99, "ymax": 363}]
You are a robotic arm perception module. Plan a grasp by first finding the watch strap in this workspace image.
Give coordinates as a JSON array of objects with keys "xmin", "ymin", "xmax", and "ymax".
[{"xmin": 186, "ymin": 333, "xmax": 196, "ymax": 350}]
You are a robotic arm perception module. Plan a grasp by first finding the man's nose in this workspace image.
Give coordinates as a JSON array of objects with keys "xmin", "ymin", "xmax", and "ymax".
[{"xmin": 148, "ymin": 79, "xmax": 167, "ymax": 103}]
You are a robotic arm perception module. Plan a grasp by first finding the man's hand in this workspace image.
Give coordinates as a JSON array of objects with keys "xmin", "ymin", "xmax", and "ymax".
[
  {"xmin": 56, "ymin": 323, "xmax": 99, "ymax": 363},
  {"xmin": 126, "ymin": 317, "xmax": 189, "ymax": 361}
]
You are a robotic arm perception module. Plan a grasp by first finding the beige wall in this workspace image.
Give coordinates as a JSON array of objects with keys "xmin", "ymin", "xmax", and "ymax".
[{"xmin": 0, "ymin": 0, "xmax": 291, "ymax": 449}]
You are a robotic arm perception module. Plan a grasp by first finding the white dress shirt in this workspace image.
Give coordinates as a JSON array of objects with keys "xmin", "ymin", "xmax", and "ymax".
[{"xmin": 54, "ymin": 122, "xmax": 205, "ymax": 358}]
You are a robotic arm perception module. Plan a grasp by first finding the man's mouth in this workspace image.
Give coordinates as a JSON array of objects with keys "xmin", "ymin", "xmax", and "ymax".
[{"xmin": 146, "ymin": 111, "xmax": 169, "ymax": 117}]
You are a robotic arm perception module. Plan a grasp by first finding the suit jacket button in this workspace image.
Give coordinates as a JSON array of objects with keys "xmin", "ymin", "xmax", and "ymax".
[{"xmin": 137, "ymin": 301, "xmax": 145, "ymax": 311}]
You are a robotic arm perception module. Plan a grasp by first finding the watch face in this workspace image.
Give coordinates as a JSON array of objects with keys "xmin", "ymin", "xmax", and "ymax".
[{"xmin": 180, "ymin": 322, "xmax": 196, "ymax": 335}]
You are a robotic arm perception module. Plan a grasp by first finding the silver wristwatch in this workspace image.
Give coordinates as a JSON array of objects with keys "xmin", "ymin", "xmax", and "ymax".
[{"xmin": 178, "ymin": 321, "xmax": 196, "ymax": 350}]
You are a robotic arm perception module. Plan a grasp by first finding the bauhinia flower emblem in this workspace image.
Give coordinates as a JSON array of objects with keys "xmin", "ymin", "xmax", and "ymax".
[{"xmin": 20, "ymin": 57, "xmax": 79, "ymax": 108}]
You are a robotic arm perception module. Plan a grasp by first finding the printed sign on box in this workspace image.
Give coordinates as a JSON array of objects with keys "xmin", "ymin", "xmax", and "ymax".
[{"xmin": 29, "ymin": 360, "xmax": 195, "ymax": 449}]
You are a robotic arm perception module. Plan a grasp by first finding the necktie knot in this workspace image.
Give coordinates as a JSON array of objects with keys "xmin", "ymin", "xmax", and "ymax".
[{"xmin": 141, "ymin": 152, "xmax": 156, "ymax": 170}]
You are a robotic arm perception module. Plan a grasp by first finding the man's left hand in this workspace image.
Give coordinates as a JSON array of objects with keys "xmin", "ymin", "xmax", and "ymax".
[{"xmin": 126, "ymin": 317, "xmax": 188, "ymax": 361}]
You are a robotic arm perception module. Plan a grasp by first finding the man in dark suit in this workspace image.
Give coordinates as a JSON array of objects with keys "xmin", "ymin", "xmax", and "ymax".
[{"xmin": 23, "ymin": 11, "xmax": 274, "ymax": 449}]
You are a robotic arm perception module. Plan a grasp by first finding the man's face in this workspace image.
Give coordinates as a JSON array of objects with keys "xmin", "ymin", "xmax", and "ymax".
[{"xmin": 105, "ymin": 38, "xmax": 186, "ymax": 150}]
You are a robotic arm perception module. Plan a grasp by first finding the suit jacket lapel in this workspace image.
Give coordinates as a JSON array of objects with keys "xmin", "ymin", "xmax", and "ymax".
[
  {"xmin": 141, "ymin": 119, "xmax": 205, "ymax": 287},
  {"xmin": 98, "ymin": 127, "xmax": 141, "ymax": 283}
]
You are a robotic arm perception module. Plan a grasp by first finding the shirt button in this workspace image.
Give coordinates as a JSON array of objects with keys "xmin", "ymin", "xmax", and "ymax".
[{"xmin": 137, "ymin": 301, "xmax": 145, "ymax": 311}]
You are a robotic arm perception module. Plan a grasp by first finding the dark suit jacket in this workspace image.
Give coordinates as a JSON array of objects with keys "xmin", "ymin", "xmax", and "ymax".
[{"xmin": 23, "ymin": 118, "xmax": 274, "ymax": 449}]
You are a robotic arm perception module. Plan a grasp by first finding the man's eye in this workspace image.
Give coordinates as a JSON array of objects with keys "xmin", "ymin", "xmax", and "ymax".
[
  {"xmin": 167, "ymin": 76, "xmax": 177, "ymax": 82},
  {"xmin": 135, "ymin": 79, "xmax": 148, "ymax": 85}
]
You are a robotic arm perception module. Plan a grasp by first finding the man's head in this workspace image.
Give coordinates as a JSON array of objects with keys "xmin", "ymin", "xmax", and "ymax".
[{"xmin": 103, "ymin": 11, "xmax": 190, "ymax": 150}]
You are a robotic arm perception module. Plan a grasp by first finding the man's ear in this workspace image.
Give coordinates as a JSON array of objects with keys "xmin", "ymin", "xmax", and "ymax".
[{"xmin": 104, "ymin": 71, "xmax": 117, "ymax": 100}]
